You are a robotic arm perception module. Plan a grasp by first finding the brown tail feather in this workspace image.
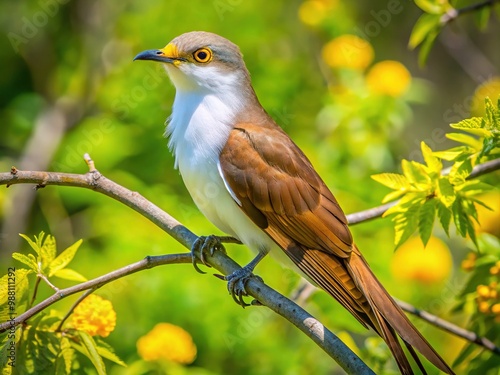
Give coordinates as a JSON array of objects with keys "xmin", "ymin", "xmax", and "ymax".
[{"xmin": 349, "ymin": 245, "xmax": 455, "ymax": 374}]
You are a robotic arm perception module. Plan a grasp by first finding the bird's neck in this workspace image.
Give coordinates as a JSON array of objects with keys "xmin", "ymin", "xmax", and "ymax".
[{"xmin": 166, "ymin": 84, "xmax": 261, "ymax": 169}]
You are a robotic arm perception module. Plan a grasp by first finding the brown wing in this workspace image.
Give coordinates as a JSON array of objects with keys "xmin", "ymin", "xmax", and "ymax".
[
  {"xmin": 219, "ymin": 122, "xmax": 353, "ymax": 258},
  {"xmin": 219, "ymin": 122, "xmax": 376, "ymax": 327}
]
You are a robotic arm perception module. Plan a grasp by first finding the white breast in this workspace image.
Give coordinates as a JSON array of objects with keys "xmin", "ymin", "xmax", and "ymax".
[{"xmin": 166, "ymin": 87, "xmax": 276, "ymax": 255}]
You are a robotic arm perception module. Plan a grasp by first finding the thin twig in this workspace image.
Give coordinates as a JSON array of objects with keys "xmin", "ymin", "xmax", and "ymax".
[
  {"xmin": 38, "ymin": 272, "xmax": 60, "ymax": 292},
  {"xmin": 397, "ymin": 299, "xmax": 500, "ymax": 356},
  {"xmin": 56, "ymin": 289, "xmax": 96, "ymax": 332},
  {"xmin": 0, "ymin": 253, "xmax": 190, "ymax": 333}
]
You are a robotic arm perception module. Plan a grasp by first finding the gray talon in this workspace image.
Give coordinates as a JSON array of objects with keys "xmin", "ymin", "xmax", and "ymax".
[
  {"xmin": 191, "ymin": 235, "xmax": 226, "ymax": 274},
  {"xmin": 224, "ymin": 266, "xmax": 262, "ymax": 307}
]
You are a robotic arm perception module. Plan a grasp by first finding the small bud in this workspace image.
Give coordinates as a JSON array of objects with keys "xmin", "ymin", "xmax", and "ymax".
[
  {"xmin": 477, "ymin": 285, "xmax": 491, "ymax": 298},
  {"xmin": 491, "ymin": 303, "xmax": 500, "ymax": 315},
  {"xmin": 478, "ymin": 301, "xmax": 490, "ymax": 313}
]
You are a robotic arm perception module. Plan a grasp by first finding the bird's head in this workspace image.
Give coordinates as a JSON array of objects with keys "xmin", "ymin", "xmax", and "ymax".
[{"xmin": 134, "ymin": 31, "xmax": 251, "ymax": 93}]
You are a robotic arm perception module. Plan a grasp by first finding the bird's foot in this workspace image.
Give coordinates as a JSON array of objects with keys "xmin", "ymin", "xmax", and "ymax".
[
  {"xmin": 191, "ymin": 235, "xmax": 225, "ymax": 274},
  {"xmin": 215, "ymin": 265, "xmax": 263, "ymax": 307}
]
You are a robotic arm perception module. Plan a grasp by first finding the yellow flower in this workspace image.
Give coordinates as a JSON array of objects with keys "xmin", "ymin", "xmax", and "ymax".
[
  {"xmin": 322, "ymin": 35, "xmax": 374, "ymax": 70},
  {"xmin": 471, "ymin": 77, "xmax": 500, "ymax": 116},
  {"xmin": 390, "ymin": 236, "xmax": 452, "ymax": 284},
  {"xmin": 137, "ymin": 323, "xmax": 197, "ymax": 364},
  {"xmin": 298, "ymin": 0, "xmax": 337, "ymax": 26},
  {"xmin": 71, "ymin": 294, "xmax": 116, "ymax": 337},
  {"xmin": 366, "ymin": 60, "xmax": 411, "ymax": 97}
]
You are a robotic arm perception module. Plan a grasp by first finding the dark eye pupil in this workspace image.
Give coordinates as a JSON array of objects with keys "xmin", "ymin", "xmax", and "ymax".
[{"xmin": 197, "ymin": 51, "xmax": 207, "ymax": 60}]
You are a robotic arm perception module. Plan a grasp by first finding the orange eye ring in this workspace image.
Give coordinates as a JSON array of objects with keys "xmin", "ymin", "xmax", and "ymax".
[{"xmin": 193, "ymin": 48, "xmax": 212, "ymax": 63}]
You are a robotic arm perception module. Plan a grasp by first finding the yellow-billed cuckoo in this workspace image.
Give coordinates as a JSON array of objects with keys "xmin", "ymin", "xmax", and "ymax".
[{"xmin": 134, "ymin": 31, "xmax": 454, "ymax": 375}]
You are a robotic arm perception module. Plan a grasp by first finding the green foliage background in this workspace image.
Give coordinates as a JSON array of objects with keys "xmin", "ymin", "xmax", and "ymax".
[{"xmin": 0, "ymin": 0, "xmax": 499, "ymax": 374}]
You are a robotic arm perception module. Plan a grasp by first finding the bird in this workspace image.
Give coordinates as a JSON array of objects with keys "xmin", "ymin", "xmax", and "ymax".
[{"xmin": 134, "ymin": 31, "xmax": 454, "ymax": 375}]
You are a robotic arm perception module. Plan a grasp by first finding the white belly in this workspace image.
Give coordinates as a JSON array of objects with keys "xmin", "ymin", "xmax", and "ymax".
[{"xmin": 178, "ymin": 156, "xmax": 276, "ymax": 255}]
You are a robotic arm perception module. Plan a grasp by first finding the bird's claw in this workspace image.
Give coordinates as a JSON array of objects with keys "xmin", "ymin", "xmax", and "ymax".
[
  {"xmin": 191, "ymin": 235, "xmax": 226, "ymax": 274},
  {"xmin": 218, "ymin": 266, "xmax": 263, "ymax": 307}
]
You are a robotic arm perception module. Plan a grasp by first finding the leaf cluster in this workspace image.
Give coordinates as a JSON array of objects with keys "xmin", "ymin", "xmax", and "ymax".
[
  {"xmin": 0, "ymin": 233, "xmax": 124, "ymax": 375},
  {"xmin": 410, "ymin": 0, "xmax": 500, "ymax": 65},
  {"xmin": 372, "ymin": 98, "xmax": 499, "ymax": 248}
]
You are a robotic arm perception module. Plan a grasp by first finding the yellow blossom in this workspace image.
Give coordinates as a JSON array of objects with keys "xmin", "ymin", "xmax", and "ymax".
[
  {"xmin": 492, "ymin": 303, "xmax": 500, "ymax": 315},
  {"xmin": 390, "ymin": 236, "xmax": 452, "ymax": 284},
  {"xmin": 322, "ymin": 35, "xmax": 374, "ymax": 70},
  {"xmin": 477, "ymin": 285, "xmax": 491, "ymax": 299},
  {"xmin": 478, "ymin": 301, "xmax": 490, "ymax": 314},
  {"xmin": 298, "ymin": 0, "xmax": 337, "ymax": 26},
  {"xmin": 137, "ymin": 323, "xmax": 197, "ymax": 364},
  {"xmin": 71, "ymin": 294, "xmax": 116, "ymax": 337},
  {"xmin": 366, "ymin": 60, "xmax": 411, "ymax": 97},
  {"xmin": 461, "ymin": 252, "xmax": 477, "ymax": 271}
]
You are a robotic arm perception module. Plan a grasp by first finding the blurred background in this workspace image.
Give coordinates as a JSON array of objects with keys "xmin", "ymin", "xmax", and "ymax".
[{"xmin": 1, "ymin": 0, "xmax": 499, "ymax": 374}]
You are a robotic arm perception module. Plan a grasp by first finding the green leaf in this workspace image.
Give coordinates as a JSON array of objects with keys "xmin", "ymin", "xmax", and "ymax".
[
  {"xmin": 391, "ymin": 197, "xmax": 424, "ymax": 248},
  {"xmin": 445, "ymin": 132, "xmax": 482, "ymax": 149},
  {"xmin": 12, "ymin": 252, "xmax": 38, "ymax": 271},
  {"xmin": 451, "ymin": 117, "xmax": 484, "ymax": 130},
  {"xmin": 414, "ymin": 0, "xmax": 451, "ymax": 15},
  {"xmin": 433, "ymin": 146, "xmax": 470, "ymax": 161},
  {"xmin": 448, "ymin": 158, "xmax": 473, "ymax": 185},
  {"xmin": 383, "ymin": 193, "xmax": 425, "ymax": 216},
  {"xmin": 484, "ymin": 97, "xmax": 500, "ymax": 130},
  {"xmin": 381, "ymin": 189, "xmax": 407, "ymax": 204},
  {"xmin": 466, "ymin": 215, "xmax": 478, "ymax": 247},
  {"xmin": 452, "ymin": 198, "xmax": 468, "ymax": 237},
  {"xmin": 77, "ymin": 331, "xmax": 106, "ymax": 375},
  {"xmin": 394, "ymin": 211, "xmax": 419, "ymax": 249},
  {"xmin": 451, "ymin": 117, "xmax": 492, "ymax": 137},
  {"xmin": 418, "ymin": 28, "xmax": 440, "ymax": 67},
  {"xmin": 437, "ymin": 201, "xmax": 452, "ymax": 236},
  {"xmin": 19, "ymin": 233, "xmax": 43, "ymax": 257},
  {"xmin": 55, "ymin": 337, "xmax": 74, "ymax": 375},
  {"xmin": 455, "ymin": 180, "xmax": 494, "ymax": 196},
  {"xmin": 437, "ymin": 177, "xmax": 455, "ymax": 207},
  {"xmin": 418, "ymin": 198, "xmax": 437, "ymax": 246},
  {"xmin": 53, "ymin": 268, "xmax": 87, "ymax": 282},
  {"xmin": 371, "ymin": 173, "xmax": 409, "ymax": 190},
  {"xmin": 49, "ymin": 239, "xmax": 83, "ymax": 277},
  {"xmin": 402, "ymin": 160, "xmax": 431, "ymax": 187},
  {"xmin": 40, "ymin": 235, "xmax": 57, "ymax": 273},
  {"xmin": 469, "ymin": 197, "xmax": 492, "ymax": 211},
  {"xmin": 409, "ymin": 13, "xmax": 441, "ymax": 48},
  {"xmin": 479, "ymin": 136, "xmax": 500, "ymax": 158},
  {"xmin": 95, "ymin": 338, "xmax": 127, "ymax": 367},
  {"xmin": 421, "ymin": 142, "xmax": 442, "ymax": 174}
]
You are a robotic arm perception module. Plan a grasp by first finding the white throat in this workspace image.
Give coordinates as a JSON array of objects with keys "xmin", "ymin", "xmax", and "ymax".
[{"xmin": 165, "ymin": 65, "xmax": 245, "ymax": 168}]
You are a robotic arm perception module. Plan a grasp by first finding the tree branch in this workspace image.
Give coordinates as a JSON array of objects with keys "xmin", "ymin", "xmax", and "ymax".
[
  {"xmin": 397, "ymin": 300, "xmax": 500, "ymax": 356},
  {"xmin": 0, "ymin": 166, "xmax": 373, "ymax": 375},
  {"xmin": 346, "ymin": 157, "xmax": 500, "ymax": 225},
  {"xmin": 441, "ymin": 0, "xmax": 500, "ymax": 25}
]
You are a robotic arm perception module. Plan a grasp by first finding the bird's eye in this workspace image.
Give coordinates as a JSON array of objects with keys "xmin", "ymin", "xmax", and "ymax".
[{"xmin": 193, "ymin": 48, "xmax": 212, "ymax": 63}]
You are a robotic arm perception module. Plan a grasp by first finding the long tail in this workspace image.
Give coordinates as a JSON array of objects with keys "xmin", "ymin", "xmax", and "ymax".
[
  {"xmin": 284, "ymin": 242, "xmax": 454, "ymax": 374},
  {"xmin": 348, "ymin": 245, "xmax": 455, "ymax": 374}
]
